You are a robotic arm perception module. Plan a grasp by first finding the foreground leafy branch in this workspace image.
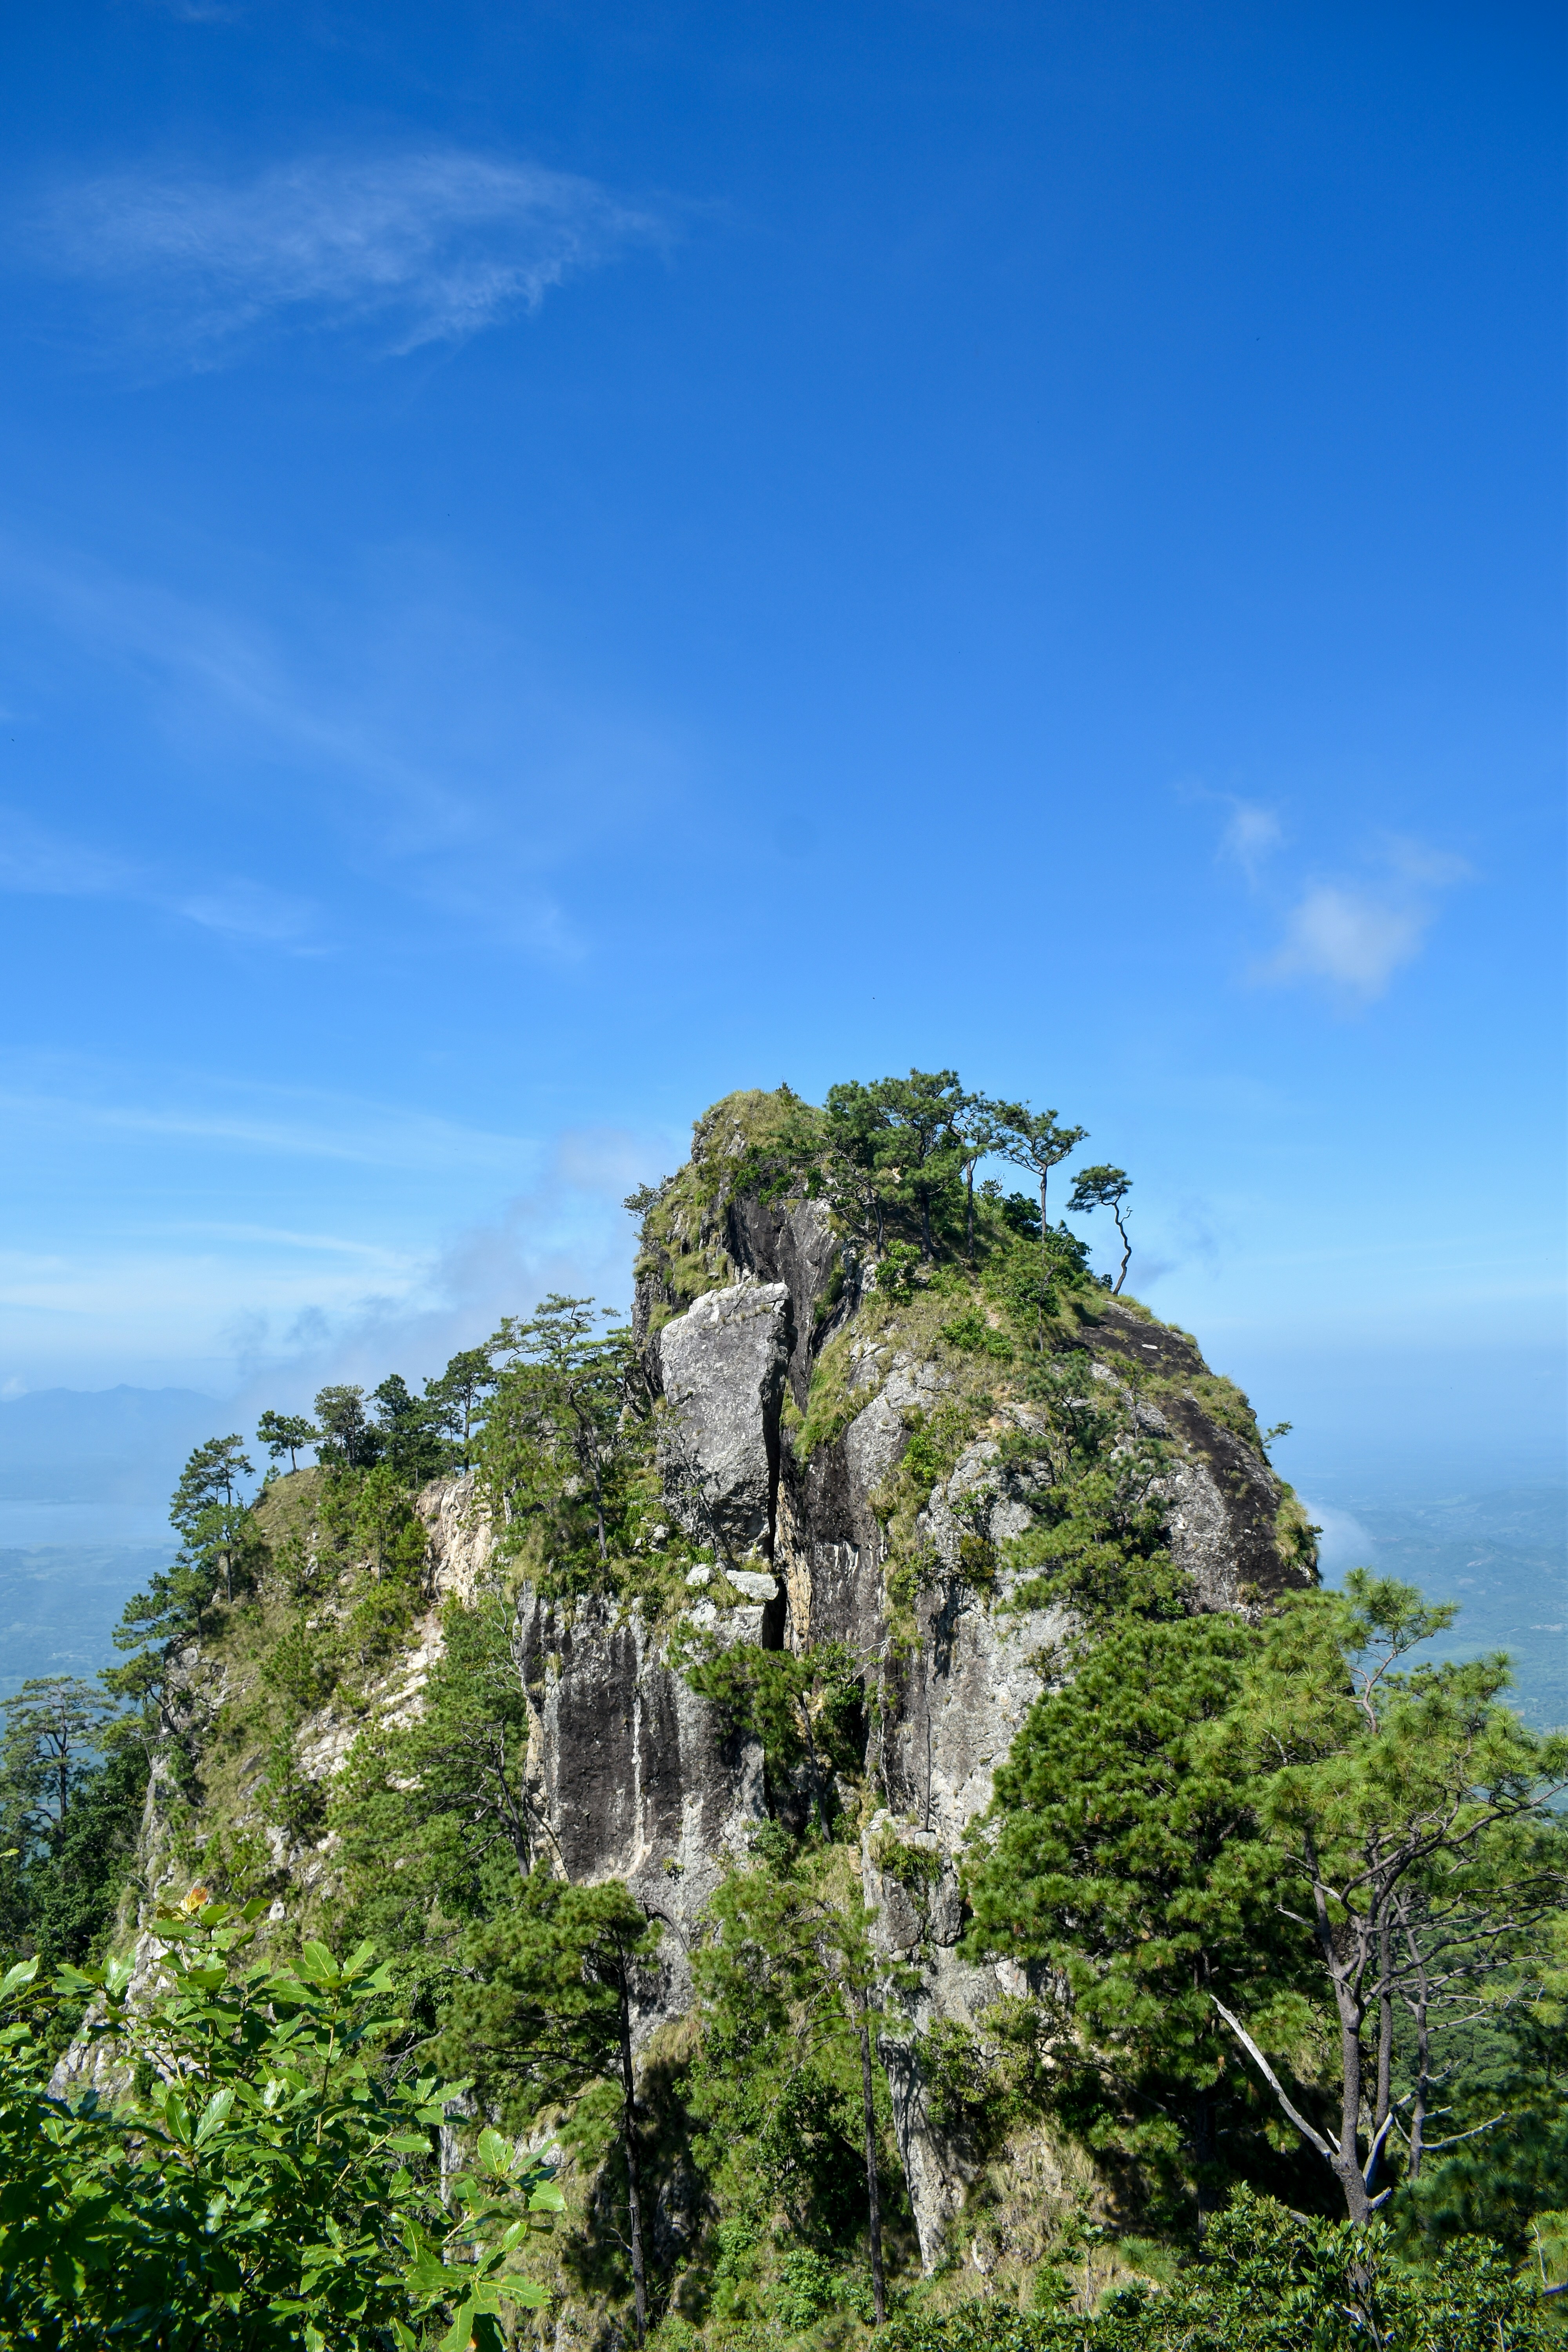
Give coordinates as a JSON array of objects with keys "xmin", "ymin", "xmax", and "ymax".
[{"xmin": 0, "ymin": 1892, "xmax": 561, "ymax": 2350}]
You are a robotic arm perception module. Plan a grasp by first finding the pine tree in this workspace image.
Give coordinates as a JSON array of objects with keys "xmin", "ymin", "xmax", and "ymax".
[{"xmin": 445, "ymin": 1872, "xmax": 663, "ymax": 2345}]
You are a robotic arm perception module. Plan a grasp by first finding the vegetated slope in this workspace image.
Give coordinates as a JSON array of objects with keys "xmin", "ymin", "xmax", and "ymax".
[{"xmin": 34, "ymin": 1083, "xmax": 1563, "ymax": 2347}]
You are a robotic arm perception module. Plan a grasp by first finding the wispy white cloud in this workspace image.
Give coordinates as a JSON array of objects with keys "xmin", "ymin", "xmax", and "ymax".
[
  {"xmin": 1201, "ymin": 790, "xmax": 1470, "ymax": 1004},
  {"xmin": 175, "ymin": 879, "xmax": 319, "ymax": 947},
  {"xmin": 189, "ymin": 1128, "xmax": 664, "ymax": 1410},
  {"xmin": 35, "ymin": 147, "xmax": 668, "ymax": 365},
  {"xmin": 0, "ymin": 1122, "xmax": 667, "ymax": 1397},
  {"xmin": 142, "ymin": 1, "xmax": 244, "ymax": 20},
  {"xmin": 1259, "ymin": 835, "xmax": 1471, "ymax": 1002},
  {"xmin": 0, "ymin": 808, "xmax": 138, "ymax": 898},
  {"xmin": 0, "ymin": 1071, "xmax": 539, "ymax": 1174},
  {"xmin": 1218, "ymin": 797, "xmax": 1285, "ymax": 886},
  {"xmin": 0, "ymin": 535, "xmax": 679, "ymax": 958},
  {"xmin": 1264, "ymin": 884, "xmax": 1431, "ymax": 998},
  {"xmin": 0, "ymin": 804, "xmax": 323, "ymax": 951}
]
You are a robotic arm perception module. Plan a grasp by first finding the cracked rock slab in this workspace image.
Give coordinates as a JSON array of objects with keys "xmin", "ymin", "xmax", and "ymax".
[{"xmin": 656, "ymin": 1282, "xmax": 790, "ymax": 1563}]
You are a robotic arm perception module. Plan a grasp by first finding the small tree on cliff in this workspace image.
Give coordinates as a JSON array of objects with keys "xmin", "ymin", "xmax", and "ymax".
[
  {"xmin": 1068, "ymin": 1163, "xmax": 1134, "ymax": 1292},
  {"xmin": 446, "ymin": 1872, "xmax": 663, "ymax": 2346},
  {"xmin": 313, "ymin": 1385, "xmax": 382, "ymax": 1471},
  {"xmin": 370, "ymin": 1372, "xmax": 450, "ymax": 1486},
  {"xmin": 953, "ymin": 1094, "xmax": 1007, "ymax": 1262},
  {"xmin": 823, "ymin": 1079, "xmax": 897, "ymax": 1251},
  {"xmin": 480, "ymin": 1298, "xmax": 642, "ymax": 1582},
  {"xmin": 425, "ymin": 1343, "xmax": 500, "ymax": 1472},
  {"xmin": 256, "ymin": 1408, "xmax": 318, "ymax": 1473},
  {"xmin": 991, "ymin": 1101, "xmax": 1087, "ymax": 1247},
  {"xmin": 872, "ymin": 1069, "xmax": 966, "ymax": 1261},
  {"xmin": 170, "ymin": 1434, "xmax": 256, "ymax": 1604}
]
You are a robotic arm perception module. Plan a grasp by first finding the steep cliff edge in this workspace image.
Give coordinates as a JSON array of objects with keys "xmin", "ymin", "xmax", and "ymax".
[{"xmin": 84, "ymin": 1086, "xmax": 1317, "ymax": 2284}]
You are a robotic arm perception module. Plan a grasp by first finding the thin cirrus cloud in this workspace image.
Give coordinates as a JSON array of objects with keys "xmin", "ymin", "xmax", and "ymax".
[
  {"xmin": 35, "ymin": 147, "xmax": 670, "ymax": 363},
  {"xmin": 0, "ymin": 805, "xmax": 322, "ymax": 951},
  {"xmin": 1218, "ymin": 796, "xmax": 1286, "ymax": 885},
  {"xmin": 0, "ymin": 534, "xmax": 672, "ymax": 959}
]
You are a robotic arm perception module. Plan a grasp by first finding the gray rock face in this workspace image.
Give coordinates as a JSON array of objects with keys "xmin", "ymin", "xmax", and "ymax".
[
  {"xmin": 774, "ymin": 1345, "xmax": 942, "ymax": 1654},
  {"xmin": 1074, "ymin": 1301, "xmax": 1310, "ymax": 1605},
  {"xmin": 724, "ymin": 1192, "xmax": 845, "ymax": 1405},
  {"xmin": 514, "ymin": 1588, "xmax": 766, "ymax": 2037},
  {"xmin": 655, "ymin": 1282, "xmax": 791, "ymax": 1565},
  {"xmin": 865, "ymin": 1424, "xmax": 1073, "ymax": 2267}
]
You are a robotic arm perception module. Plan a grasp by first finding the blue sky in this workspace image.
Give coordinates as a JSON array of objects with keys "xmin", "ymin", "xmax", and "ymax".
[{"xmin": 0, "ymin": 0, "xmax": 1562, "ymax": 1507}]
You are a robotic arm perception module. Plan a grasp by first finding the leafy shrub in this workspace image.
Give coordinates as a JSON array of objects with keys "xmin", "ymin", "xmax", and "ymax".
[
  {"xmin": 883, "ymin": 2190, "xmax": 1559, "ymax": 2350},
  {"xmin": 0, "ymin": 1894, "xmax": 561, "ymax": 2350}
]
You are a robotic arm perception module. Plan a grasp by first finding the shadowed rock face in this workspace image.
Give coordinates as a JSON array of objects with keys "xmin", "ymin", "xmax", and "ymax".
[
  {"xmin": 513, "ymin": 1586, "xmax": 768, "ymax": 2034},
  {"xmin": 1077, "ymin": 1302, "xmax": 1313, "ymax": 1610},
  {"xmin": 722, "ymin": 1194, "xmax": 842, "ymax": 1406}
]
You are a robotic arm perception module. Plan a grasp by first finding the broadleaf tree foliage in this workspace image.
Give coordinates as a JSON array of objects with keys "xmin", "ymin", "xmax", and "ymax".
[{"xmin": 0, "ymin": 1892, "xmax": 561, "ymax": 2351}]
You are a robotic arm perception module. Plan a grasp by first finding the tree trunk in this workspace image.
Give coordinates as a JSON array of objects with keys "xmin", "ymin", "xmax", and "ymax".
[
  {"xmin": 1191, "ymin": 2091, "xmax": 1218, "ymax": 2239},
  {"xmin": 1113, "ymin": 1207, "xmax": 1131, "ymax": 1292},
  {"xmin": 590, "ymin": 1452, "xmax": 608, "ymax": 1560},
  {"xmin": 1406, "ymin": 1929, "xmax": 1434, "ymax": 2182},
  {"xmin": 1333, "ymin": 2009, "xmax": 1373, "ymax": 2224},
  {"xmin": 1369, "ymin": 1920, "xmax": 1393, "ymax": 2191},
  {"xmin": 858, "ymin": 2004, "xmax": 886, "ymax": 2325},
  {"xmin": 965, "ymin": 1165, "xmax": 976, "ymax": 1261},
  {"xmin": 617, "ymin": 1984, "xmax": 648, "ymax": 2345},
  {"xmin": 918, "ymin": 1183, "xmax": 932, "ymax": 1261}
]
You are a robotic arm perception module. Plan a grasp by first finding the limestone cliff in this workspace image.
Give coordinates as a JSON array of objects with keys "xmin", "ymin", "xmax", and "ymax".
[
  {"xmin": 621, "ymin": 1106, "xmax": 1314, "ymax": 2262},
  {"xmin": 85, "ymin": 1089, "xmax": 1316, "ymax": 2278}
]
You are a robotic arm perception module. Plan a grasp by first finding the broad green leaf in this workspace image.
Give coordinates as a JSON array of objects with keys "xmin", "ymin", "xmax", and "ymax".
[
  {"xmin": 195, "ymin": 2086, "xmax": 236, "ymax": 2145},
  {"xmin": 0, "ymin": 1955, "xmax": 40, "ymax": 2001},
  {"xmin": 440, "ymin": 2294, "xmax": 479, "ymax": 2352},
  {"xmin": 528, "ymin": 2180, "xmax": 566, "ymax": 2212}
]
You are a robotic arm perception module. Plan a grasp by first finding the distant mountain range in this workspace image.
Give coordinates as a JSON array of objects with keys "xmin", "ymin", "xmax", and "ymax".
[{"xmin": 0, "ymin": 1385, "xmax": 220, "ymax": 1503}]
